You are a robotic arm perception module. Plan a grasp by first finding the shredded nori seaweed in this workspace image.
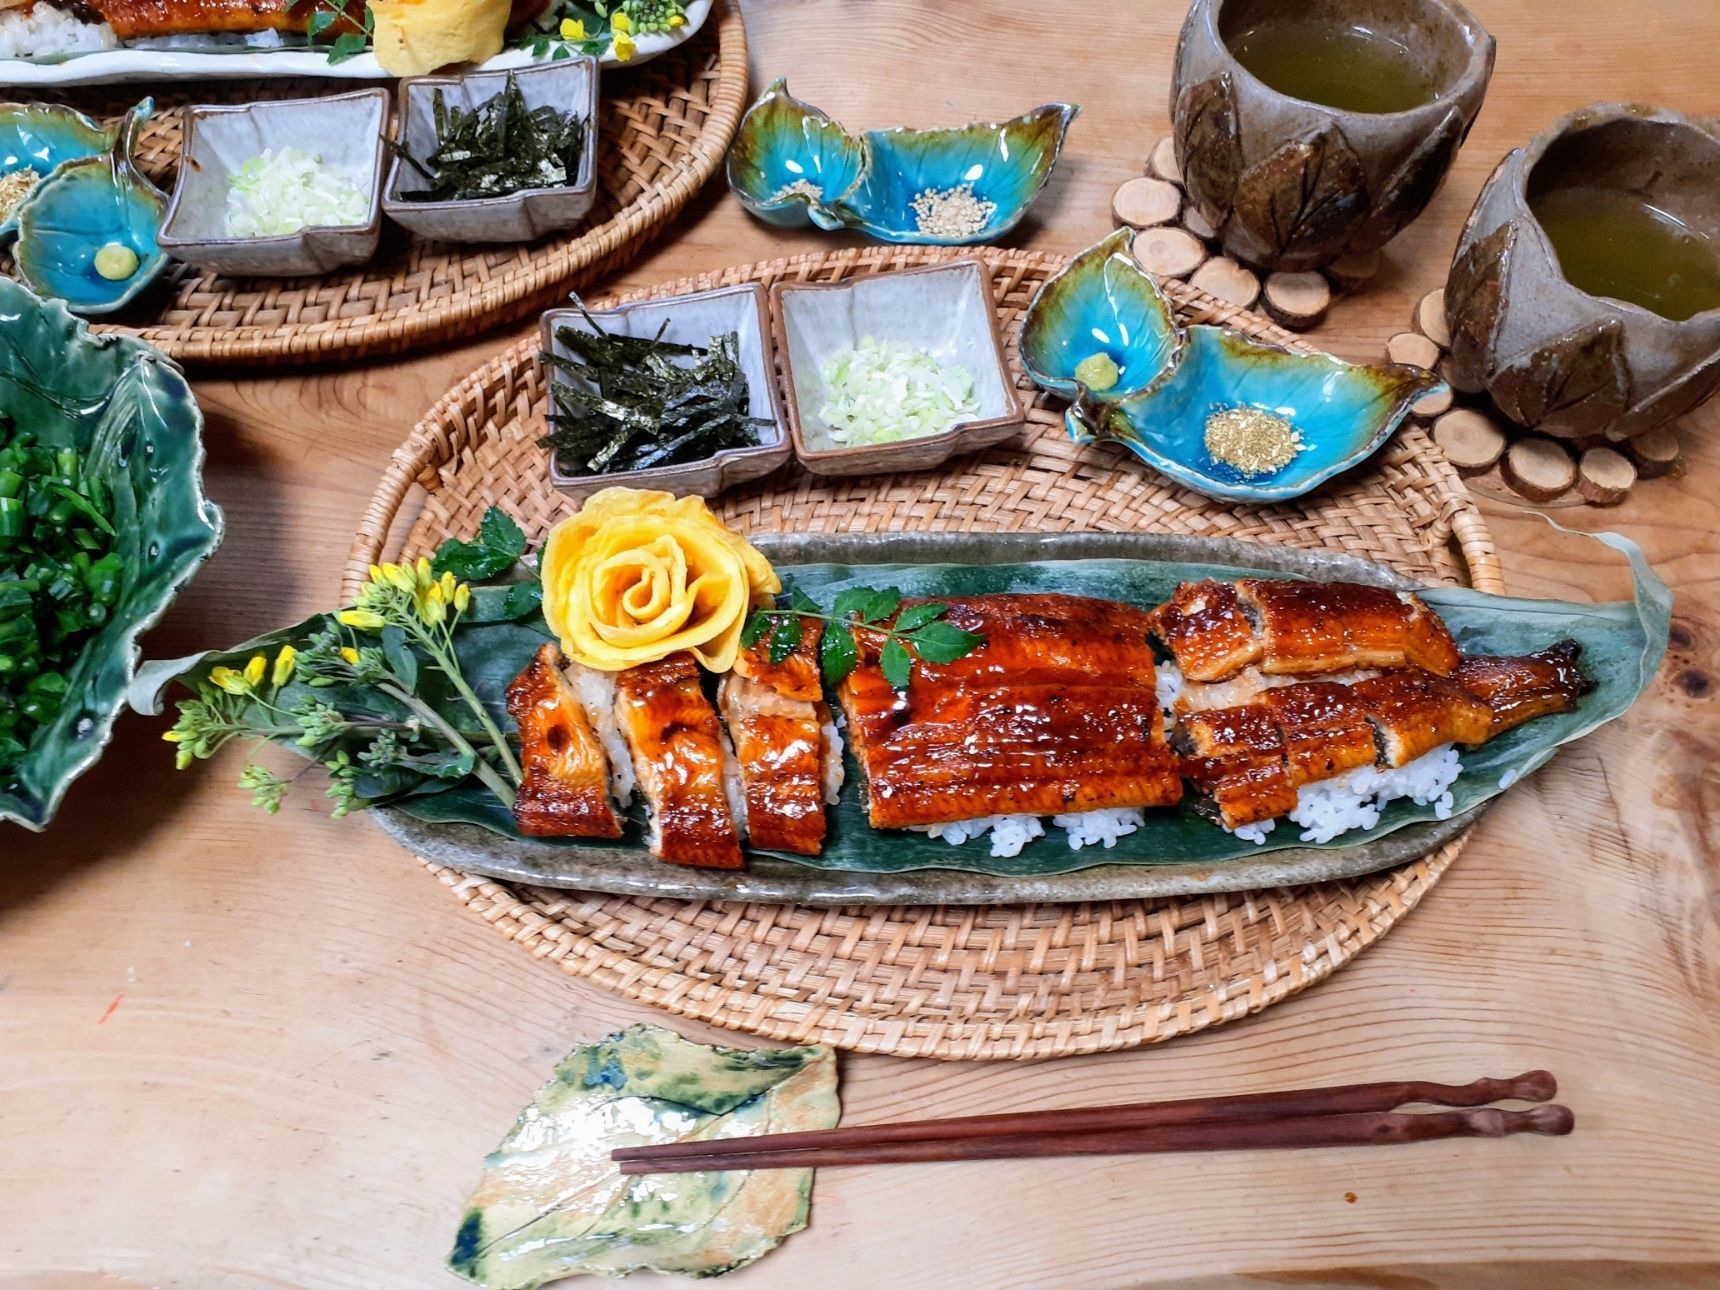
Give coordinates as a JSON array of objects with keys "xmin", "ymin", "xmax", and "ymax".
[
  {"xmin": 538, "ymin": 302, "xmax": 770, "ymax": 477},
  {"xmin": 388, "ymin": 73, "xmax": 588, "ymax": 204}
]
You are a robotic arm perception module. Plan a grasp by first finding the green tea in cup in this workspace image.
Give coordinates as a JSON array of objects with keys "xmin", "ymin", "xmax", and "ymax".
[
  {"xmin": 1227, "ymin": 18, "xmax": 1438, "ymax": 114},
  {"xmin": 1529, "ymin": 186, "xmax": 1720, "ymax": 323}
]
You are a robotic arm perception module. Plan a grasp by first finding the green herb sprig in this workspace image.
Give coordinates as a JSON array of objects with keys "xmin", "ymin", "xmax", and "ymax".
[
  {"xmin": 162, "ymin": 508, "xmax": 544, "ymax": 819},
  {"xmin": 742, "ymin": 587, "xmax": 985, "ymax": 690},
  {"xmin": 0, "ymin": 419, "xmax": 124, "ymax": 784},
  {"xmin": 305, "ymin": 0, "xmax": 373, "ymax": 64}
]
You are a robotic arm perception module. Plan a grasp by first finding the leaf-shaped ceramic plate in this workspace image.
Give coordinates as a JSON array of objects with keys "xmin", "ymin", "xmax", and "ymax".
[
  {"xmin": 357, "ymin": 527, "xmax": 1665, "ymax": 906},
  {"xmin": 0, "ymin": 100, "xmax": 111, "ymax": 239},
  {"xmin": 0, "ymin": 279, "xmax": 222, "ymax": 830},
  {"xmin": 448, "ymin": 1024, "xmax": 837, "ymax": 1287},
  {"xmin": 1083, "ymin": 323, "xmax": 1444, "ymax": 502},
  {"xmin": 1018, "ymin": 228, "xmax": 1183, "ymax": 403},
  {"xmin": 831, "ymin": 102, "xmax": 1079, "ymax": 245},
  {"xmin": 13, "ymin": 100, "xmax": 167, "ymax": 316},
  {"xmin": 724, "ymin": 78, "xmax": 869, "ymax": 229}
]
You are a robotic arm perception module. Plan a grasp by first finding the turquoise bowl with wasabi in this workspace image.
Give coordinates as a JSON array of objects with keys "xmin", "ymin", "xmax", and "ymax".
[
  {"xmin": 157, "ymin": 89, "xmax": 388, "ymax": 278},
  {"xmin": 0, "ymin": 101, "xmax": 111, "ymax": 241}
]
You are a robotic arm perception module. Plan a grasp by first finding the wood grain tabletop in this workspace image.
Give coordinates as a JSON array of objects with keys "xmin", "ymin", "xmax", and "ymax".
[{"xmin": 4, "ymin": 2, "xmax": 1718, "ymax": 1287}]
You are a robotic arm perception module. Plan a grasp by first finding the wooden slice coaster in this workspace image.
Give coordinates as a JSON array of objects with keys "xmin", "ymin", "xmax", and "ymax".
[
  {"xmin": 1431, "ymin": 409, "xmax": 1507, "ymax": 475},
  {"xmin": 1187, "ymin": 256, "xmax": 1261, "ymax": 309},
  {"xmin": 1625, "ymin": 427, "xmax": 1683, "ymax": 477},
  {"xmin": 1133, "ymin": 226, "xmax": 1208, "ymax": 279},
  {"xmin": 1387, "ymin": 332, "xmax": 1443, "ymax": 371},
  {"xmin": 1411, "ymin": 385, "xmax": 1455, "ymax": 418},
  {"xmin": 1148, "ymin": 135, "xmax": 1183, "ymax": 185},
  {"xmin": 1182, "ymin": 205, "xmax": 1219, "ymax": 241},
  {"xmin": 1112, "ymin": 177, "xmax": 1182, "ymax": 229},
  {"xmin": 1576, "ymin": 447, "xmax": 1637, "ymax": 505},
  {"xmin": 1325, "ymin": 250, "xmax": 1382, "ymax": 292},
  {"xmin": 1501, "ymin": 436, "xmax": 1577, "ymax": 502},
  {"xmin": 1414, "ymin": 288, "xmax": 1452, "ymax": 348},
  {"xmin": 1262, "ymin": 271, "xmax": 1331, "ymax": 330}
]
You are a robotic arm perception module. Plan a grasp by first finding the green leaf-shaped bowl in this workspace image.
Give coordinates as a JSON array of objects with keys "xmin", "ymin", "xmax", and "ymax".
[{"xmin": 0, "ymin": 279, "xmax": 223, "ymax": 830}]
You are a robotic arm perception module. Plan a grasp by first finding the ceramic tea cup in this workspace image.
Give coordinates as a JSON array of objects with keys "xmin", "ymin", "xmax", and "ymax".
[
  {"xmin": 1171, "ymin": 0, "xmax": 1493, "ymax": 272},
  {"xmin": 1444, "ymin": 103, "xmax": 1720, "ymax": 441}
]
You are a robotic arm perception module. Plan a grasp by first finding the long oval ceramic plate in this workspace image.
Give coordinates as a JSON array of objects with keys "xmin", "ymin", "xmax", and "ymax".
[
  {"xmin": 376, "ymin": 531, "xmax": 1509, "ymax": 905},
  {"xmin": 0, "ymin": 0, "xmax": 709, "ymax": 86}
]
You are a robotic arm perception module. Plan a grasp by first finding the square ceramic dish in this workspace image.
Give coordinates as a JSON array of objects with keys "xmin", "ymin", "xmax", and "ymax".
[
  {"xmin": 539, "ymin": 283, "xmax": 792, "ymax": 501},
  {"xmin": 157, "ymin": 89, "xmax": 388, "ymax": 278},
  {"xmin": 770, "ymin": 259, "xmax": 1026, "ymax": 476},
  {"xmin": 383, "ymin": 60, "xmax": 599, "ymax": 245}
]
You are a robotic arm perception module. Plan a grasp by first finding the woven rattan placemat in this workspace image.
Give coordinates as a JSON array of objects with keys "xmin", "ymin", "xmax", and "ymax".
[
  {"xmin": 1, "ymin": 0, "xmax": 746, "ymax": 367},
  {"xmin": 345, "ymin": 245, "xmax": 1502, "ymax": 1061}
]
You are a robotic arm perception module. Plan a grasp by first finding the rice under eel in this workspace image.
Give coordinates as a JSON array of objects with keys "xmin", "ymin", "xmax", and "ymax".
[
  {"xmin": 836, "ymin": 594, "xmax": 1183, "ymax": 829},
  {"xmin": 719, "ymin": 617, "xmax": 829, "ymax": 856},
  {"xmin": 1147, "ymin": 579, "xmax": 1460, "ymax": 683},
  {"xmin": 506, "ymin": 643, "xmax": 624, "ymax": 839},
  {"xmin": 615, "ymin": 652, "xmax": 744, "ymax": 870}
]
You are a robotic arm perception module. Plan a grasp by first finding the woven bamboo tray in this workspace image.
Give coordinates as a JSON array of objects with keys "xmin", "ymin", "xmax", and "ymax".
[
  {"xmin": 0, "ymin": 0, "xmax": 746, "ymax": 367},
  {"xmin": 345, "ymin": 245, "xmax": 1504, "ymax": 1061}
]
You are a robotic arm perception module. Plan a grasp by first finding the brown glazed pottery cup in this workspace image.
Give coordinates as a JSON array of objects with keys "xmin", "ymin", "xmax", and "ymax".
[
  {"xmin": 1444, "ymin": 103, "xmax": 1720, "ymax": 441},
  {"xmin": 1171, "ymin": 0, "xmax": 1494, "ymax": 272}
]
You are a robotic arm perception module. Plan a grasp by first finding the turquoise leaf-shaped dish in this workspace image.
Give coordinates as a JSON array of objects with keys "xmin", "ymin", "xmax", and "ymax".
[
  {"xmin": 14, "ymin": 100, "xmax": 166, "ymax": 317},
  {"xmin": 0, "ymin": 279, "xmax": 223, "ymax": 831},
  {"xmin": 1082, "ymin": 324, "xmax": 1444, "ymax": 502},
  {"xmin": 832, "ymin": 102, "xmax": 1079, "ymax": 244},
  {"xmin": 725, "ymin": 78, "xmax": 869, "ymax": 228},
  {"xmin": 0, "ymin": 101, "xmax": 111, "ymax": 240},
  {"xmin": 1019, "ymin": 228, "xmax": 1183, "ymax": 402}
]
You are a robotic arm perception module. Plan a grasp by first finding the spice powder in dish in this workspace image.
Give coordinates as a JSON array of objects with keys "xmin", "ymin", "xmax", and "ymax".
[{"xmin": 1203, "ymin": 407, "xmax": 1304, "ymax": 476}]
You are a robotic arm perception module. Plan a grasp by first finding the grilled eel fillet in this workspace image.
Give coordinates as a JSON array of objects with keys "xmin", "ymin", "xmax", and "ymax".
[
  {"xmin": 506, "ymin": 643, "xmax": 623, "ymax": 839},
  {"xmin": 615, "ymin": 652, "xmax": 743, "ymax": 870},
  {"xmin": 718, "ymin": 616, "xmax": 829, "ymax": 856},
  {"xmin": 836, "ymin": 594, "xmax": 1183, "ymax": 829},
  {"xmin": 1177, "ymin": 645, "xmax": 1591, "ymax": 829},
  {"xmin": 83, "ymin": 0, "xmax": 543, "ymax": 40},
  {"xmin": 1148, "ymin": 579, "xmax": 1461, "ymax": 682}
]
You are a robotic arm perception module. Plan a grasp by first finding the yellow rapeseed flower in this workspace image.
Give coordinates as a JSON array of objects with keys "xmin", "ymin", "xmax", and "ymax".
[
  {"xmin": 210, "ymin": 665, "xmax": 250, "ymax": 696},
  {"xmin": 560, "ymin": 16, "xmax": 585, "ymax": 39},
  {"xmin": 340, "ymin": 647, "xmax": 362, "ymax": 665},
  {"xmin": 161, "ymin": 729, "xmax": 181, "ymax": 742},
  {"xmin": 337, "ymin": 609, "xmax": 387, "ymax": 631},
  {"xmin": 385, "ymin": 562, "xmax": 417, "ymax": 594},
  {"xmin": 415, "ymin": 557, "xmax": 434, "ymax": 589},
  {"xmin": 243, "ymin": 655, "xmax": 267, "ymax": 688},
  {"xmin": 454, "ymin": 583, "xmax": 471, "ymax": 612},
  {"xmin": 420, "ymin": 582, "xmax": 447, "ymax": 627},
  {"xmin": 272, "ymin": 646, "xmax": 297, "ymax": 686},
  {"xmin": 610, "ymin": 9, "xmax": 631, "ymax": 32},
  {"xmin": 613, "ymin": 30, "xmax": 636, "ymax": 59}
]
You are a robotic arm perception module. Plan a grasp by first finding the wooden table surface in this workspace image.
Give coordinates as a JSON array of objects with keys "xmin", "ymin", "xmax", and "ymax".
[{"xmin": 5, "ymin": 2, "xmax": 1719, "ymax": 1286}]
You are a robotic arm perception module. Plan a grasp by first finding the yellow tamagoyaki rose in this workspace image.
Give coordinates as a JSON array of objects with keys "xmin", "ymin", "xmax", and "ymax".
[
  {"xmin": 540, "ymin": 488, "xmax": 781, "ymax": 673},
  {"xmin": 370, "ymin": 0, "xmax": 511, "ymax": 77}
]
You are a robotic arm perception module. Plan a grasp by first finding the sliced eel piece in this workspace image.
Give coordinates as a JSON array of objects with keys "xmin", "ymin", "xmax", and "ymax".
[
  {"xmin": 1452, "ymin": 641, "xmax": 1594, "ymax": 736},
  {"xmin": 1175, "ymin": 703, "xmax": 1298, "ymax": 829},
  {"xmin": 718, "ymin": 617, "xmax": 828, "ymax": 856},
  {"xmin": 505, "ymin": 643, "xmax": 624, "ymax": 839},
  {"xmin": 1261, "ymin": 681, "xmax": 1379, "ymax": 785},
  {"xmin": 1146, "ymin": 580, "xmax": 1260, "ymax": 682},
  {"xmin": 88, "ymin": 0, "xmax": 358, "ymax": 38},
  {"xmin": 614, "ymin": 652, "xmax": 743, "ymax": 869},
  {"xmin": 1346, "ymin": 670, "xmax": 1493, "ymax": 767},
  {"xmin": 837, "ymin": 594, "xmax": 1183, "ymax": 829}
]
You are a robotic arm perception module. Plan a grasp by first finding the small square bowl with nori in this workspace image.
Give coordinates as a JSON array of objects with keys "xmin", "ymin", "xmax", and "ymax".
[
  {"xmin": 158, "ymin": 89, "xmax": 389, "ymax": 278},
  {"xmin": 538, "ymin": 283, "xmax": 792, "ymax": 501},
  {"xmin": 384, "ymin": 60, "xmax": 599, "ymax": 246}
]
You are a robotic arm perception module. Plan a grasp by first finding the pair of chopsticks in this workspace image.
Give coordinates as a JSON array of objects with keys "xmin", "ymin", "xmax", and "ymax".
[{"xmin": 613, "ymin": 1071, "xmax": 1570, "ymax": 1175}]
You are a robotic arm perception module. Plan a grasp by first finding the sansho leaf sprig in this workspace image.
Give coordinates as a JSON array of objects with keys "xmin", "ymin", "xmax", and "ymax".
[{"xmin": 741, "ymin": 586, "xmax": 985, "ymax": 690}]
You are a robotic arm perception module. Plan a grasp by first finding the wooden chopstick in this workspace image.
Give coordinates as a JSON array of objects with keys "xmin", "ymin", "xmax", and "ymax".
[
  {"xmin": 612, "ymin": 1070, "xmax": 1556, "ymax": 1168},
  {"xmin": 616, "ymin": 1105, "xmax": 1574, "ymax": 1174}
]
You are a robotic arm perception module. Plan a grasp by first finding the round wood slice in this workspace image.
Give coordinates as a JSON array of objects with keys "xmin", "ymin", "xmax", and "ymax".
[
  {"xmin": 1432, "ymin": 409, "xmax": 1508, "ymax": 474},
  {"xmin": 1625, "ymin": 426, "xmax": 1682, "ymax": 477},
  {"xmin": 1132, "ymin": 226, "xmax": 1208, "ymax": 279},
  {"xmin": 1411, "ymin": 385, "xmax": 1454, "ymax": 418},
  {"xmin": 1148, "ymin": 135, "xmax": 1183, "ymax": 185},
  {"xmin": 1261, "ymin": 271, "xmax": 1331, "ymax": 330},
  {"xmin": 1325, "ymin": 250, "xmax": 1381, "ymax": 291},
  {"xmin": 1182, "ymin": 205, "xmax": 1219, "ymax": 241},
  {"xmin": 1414, "ymin": 288, "xmax": 1452, "ymax": 348},
  {"xmin": 1187, "ymin": 256, "xmax": 1261, "ymax": 309},
  {"xmin": 1387, "ymin": 331, "xmax": 1443, "ymax": 370},
  {"xmin": 1577, "ymin": 447, "xmax": 1637, "ymax": 505},
  {"xmin": 1501, "ymin": 436, "xmax": 1577, "ymax": 502},
  {"xmin": 1112, "ymin": 177, "xmax": 1182, "ymax": 229}
]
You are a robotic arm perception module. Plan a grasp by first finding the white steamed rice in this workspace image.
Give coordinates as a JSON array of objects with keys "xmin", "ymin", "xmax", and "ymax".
[
  {"xmin": 1223, "ymin": 743, "xmax": 1462, "ymax": 846},
  {"xmin": 915, "ymin": 807, "xmax": 1147, "ymax": 858},
  {"xmin": 0, "ymin": 3, "xmax": 119, "ymax": 58},
  {"xmin": 820, "ymin": 717, "xmax": 846, "ymax": 805}
]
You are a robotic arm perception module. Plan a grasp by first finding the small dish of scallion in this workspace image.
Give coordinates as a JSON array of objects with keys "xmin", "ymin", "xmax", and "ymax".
[{"xmin": 383, "ymin": 60, "xmax": 600, "ymax": 245}]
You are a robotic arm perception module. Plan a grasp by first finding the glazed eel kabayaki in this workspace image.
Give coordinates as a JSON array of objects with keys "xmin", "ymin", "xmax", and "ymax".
[
  {"xmin": 78, "ymin": 0, "xmax": 542, "ymax": 40},
  {"xmin": 836, "ymin": 594, "xmax": 1184, "ymax": 830}
]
